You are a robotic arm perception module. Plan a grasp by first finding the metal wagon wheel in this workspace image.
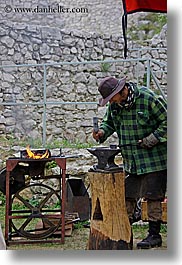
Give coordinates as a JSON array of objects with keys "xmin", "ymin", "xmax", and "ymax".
[{"xmin": 11, "ymin": 183, "xmax": 62, "ymax": 240}]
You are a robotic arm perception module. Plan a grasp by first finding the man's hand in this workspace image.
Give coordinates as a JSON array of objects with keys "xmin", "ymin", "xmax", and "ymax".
[
  {"xmin": 139, "ymin": 133, "xmax": 159, "ymax": 149},
  {"xmin": 92, "ymin": 129, "xmax": 105, "ymax": 142}
]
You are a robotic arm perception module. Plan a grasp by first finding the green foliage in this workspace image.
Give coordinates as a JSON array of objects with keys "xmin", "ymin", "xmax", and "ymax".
[
  {"xmin": 132, "ymin": 223, "xmax": 167, "ymax": 239},
  {"xmin": 52, "ymin": 200, "xmax": 61, "ymax": 209},
  {"xmin": 141, "ymin": 73, "xmax": 163, "ymax": 96},
  {"xmin": 143, "ymin": 73, "xmax": 148, "ymax": 87},
  {"xmin": 0, "ymin": 204, "xmax": 5, "ymax": 231},
  {"xmin": 28, "ymin": 197, "xmax": 40, "ymax": 207},
  {"xmin": 0, "ymin": 135, "xmax": 42, "ymax": 148},
  {"xmin": 142, "ymin": 72, "xmax": 153, "ymax": 87},
  {"xmin": 100, "ymin": 62, "xmax": 112, "ymax": 73},
  {"xmin": 0, "ymin": 136, "xmax": 94, "ymax": 150},
  {"xmin": 12, "ymin": 202, "xmax": 27, "ymax": 210},
  {"xmin": 46, "ymin": 139, "xmax": 94, "ymax": 149},
  {"xmin": 0, "ymin": 191, "xmax": 6, "ymax": 206},
  {"xmin": 132, "ymin": 224, "xmax": 148, "ymax": 239},
  {"xmin": 147, "ymin": 13, "xmax": 167, "ymax": 25},
  {"xmin": 73, "ymin": 220, "xmax": 90, "ymax": 229},
  {"xmin": 128, "ymin": 13, "xmax": 167, "ymax": 41},
  {"xmin": 160, "ymin": 223, "xmax": 167, "ymax": 233},
  {"xmin": 46, "ymin": 161, "xmax": 57, "ymax": 169}
]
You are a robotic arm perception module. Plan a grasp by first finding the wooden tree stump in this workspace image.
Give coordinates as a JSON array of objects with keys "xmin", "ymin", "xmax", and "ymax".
[{"xmin": 88, "ymin": 171, "xmax": 132, "ymax": 250}]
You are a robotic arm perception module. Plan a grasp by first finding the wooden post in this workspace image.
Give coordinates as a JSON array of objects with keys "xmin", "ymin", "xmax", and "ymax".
[{"xmin": 88, "ymin": 171, "xmax": 132, "ymax": 250}]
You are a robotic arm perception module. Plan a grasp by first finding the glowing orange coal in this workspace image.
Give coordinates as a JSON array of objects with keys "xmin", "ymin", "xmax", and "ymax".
[{"xmin": 26, "ymin": 145, "xmax": 49, "ymax": 159}]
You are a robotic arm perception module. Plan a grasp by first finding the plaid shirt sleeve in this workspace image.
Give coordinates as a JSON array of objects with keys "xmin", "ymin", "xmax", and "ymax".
[
  {"xmin": 99, "ymin": 105, "xmax": 116, "ymax": 143},
  {"xmin": 151, "ymin": 95, "xmax": 167, "ymax": 142},
  {"xmin": 99, "ymin": 87, "xmax": 167, "ymax": 174}
]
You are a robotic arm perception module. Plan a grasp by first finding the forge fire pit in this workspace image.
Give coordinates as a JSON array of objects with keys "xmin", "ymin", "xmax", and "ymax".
[
  {"xmin": 20, "ymin": 146, "xmax": 51, "ymax": 159},
  {"xmin": 2, "ymin": 147, "xmax": 78, "ymax": 246}
]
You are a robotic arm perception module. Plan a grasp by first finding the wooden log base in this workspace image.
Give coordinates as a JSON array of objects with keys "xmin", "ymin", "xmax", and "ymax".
[
  {"xmin": 88, "ymin": 228, "xmax": 132, "ymax": 250},
  {"xmin": 88, "ymin": 172, "xmax": 132, "ymax": 250}
]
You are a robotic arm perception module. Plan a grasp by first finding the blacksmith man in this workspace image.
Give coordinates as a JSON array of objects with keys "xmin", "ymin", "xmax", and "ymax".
[{"xmin": 93, "ymin": 76, "xmax": 167, "ymax": 249}]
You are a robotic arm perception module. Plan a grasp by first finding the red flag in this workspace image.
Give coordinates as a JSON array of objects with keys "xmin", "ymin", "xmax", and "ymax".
[
  {"xmin": 123, "ymin": 0, "xmax": 167, "ymax": 14},
  {"xmin": 122, "ymin": 0, "xmax": 167, "ymax": 58}
]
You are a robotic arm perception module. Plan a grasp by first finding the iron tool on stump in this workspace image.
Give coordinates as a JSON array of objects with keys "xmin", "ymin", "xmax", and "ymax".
[{"xmin": 87, "ymin": 140, "xmax": 132, "ymax": 249}]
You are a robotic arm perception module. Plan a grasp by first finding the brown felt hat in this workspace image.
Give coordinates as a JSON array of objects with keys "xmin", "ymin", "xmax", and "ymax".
[{"xmin": 98, "ymin": 76, "xmax": 126, "ymax": 106}]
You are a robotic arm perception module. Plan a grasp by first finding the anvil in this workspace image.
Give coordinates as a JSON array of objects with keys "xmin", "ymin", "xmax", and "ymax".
[{"xmin": 87, "ymin": 145, "xmax": 123, "ymax": 172}]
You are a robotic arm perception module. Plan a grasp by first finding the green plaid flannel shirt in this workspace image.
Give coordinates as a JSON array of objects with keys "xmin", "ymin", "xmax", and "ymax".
[{"xmin": 99, "ymin": 86, "xmax": 167, "ymax": 175}]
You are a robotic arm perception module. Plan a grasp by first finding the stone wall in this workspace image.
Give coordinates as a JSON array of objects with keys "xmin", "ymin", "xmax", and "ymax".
[
  {"xmin": 0, "ymin": 0, "xmax": 123, "ymax": 36},
  {"xmin": 0, "ymin": 2, "xmax": 167, "ymax": 145}
]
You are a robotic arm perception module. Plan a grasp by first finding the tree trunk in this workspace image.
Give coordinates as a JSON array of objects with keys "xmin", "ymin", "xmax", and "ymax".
[{"xmin": 88, "ymin": 171, "xmax": 132, "ymax": 250}]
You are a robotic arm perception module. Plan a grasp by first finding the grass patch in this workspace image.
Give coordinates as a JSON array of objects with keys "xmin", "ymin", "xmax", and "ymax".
[
  {"xmin": 0, "ymin": 202, "xmax": 167, "ymax": 250},
  {"xmin": 132, "ymin": 222, "xmax": 167, "ymax": 247},
  {"xmin": 0, "ymin": 136, "xmax": 94, "ymax": 167},
  {"xmin": 128, "ymin": 13, "xmax": 167, "ymax": 41},
  {"xmin": 0, "ymin": 136, "xmax": 94, "ymax": 150},
  {"xmin": 100, "ymin": 62, "xmax": 113, "ymax": 73}
]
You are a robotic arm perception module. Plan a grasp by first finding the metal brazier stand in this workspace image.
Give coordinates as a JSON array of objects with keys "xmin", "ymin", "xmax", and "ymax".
[{"xmin": 5, "ymin": 153, "xmax": 68, "ymax": 246}]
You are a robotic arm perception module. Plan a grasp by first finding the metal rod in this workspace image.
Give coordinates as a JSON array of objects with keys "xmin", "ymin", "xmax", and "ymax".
[
  {"xmin": 0, "ymin": 101, "xmax": 97, "ymax": 106},
  {"xmin": 42, "ymin": 65, "xmax": 47, "ymax": 147},
  {"xmin": 147, "ymin": 59, "xmax": 151, "ymax": 90},
  {"xmin": 0, "ymin": 58, "xmax": 149, "ymax": 69},
  {"xmin": 150, "ymin": 69, "xmax": 167, "ymax": 101},
  {"xmin": 0, "ymin": 50, "xmax": 167, "ymax": 70},
  {"xmin": 0, "ymin": 102, "xmax": 44, "ymax": 106},
  {"xmin": 136, "ymin": 49, "xmax": 140, "ymax": 86},
  {"xmin": 150, "ymin": 59, "xmax": 167, "ymax": 67},
  {"xmin": 128, "ymin": 47, "xmax": 167, "ymax": 51}
]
